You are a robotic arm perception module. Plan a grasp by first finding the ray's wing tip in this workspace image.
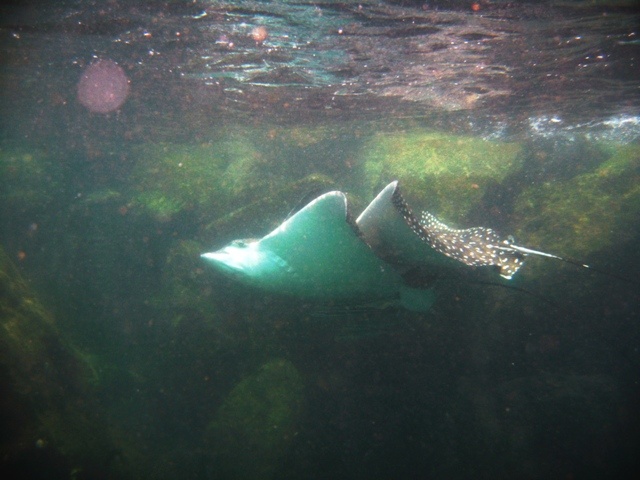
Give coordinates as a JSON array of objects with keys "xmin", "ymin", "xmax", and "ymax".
[
  {"xmin": 305, "ymin": 190, "xmax": 348, "ymax": 213},
  {"xmin": 319, "ymin": 190, "xmax": 346, "ymax": 200}
]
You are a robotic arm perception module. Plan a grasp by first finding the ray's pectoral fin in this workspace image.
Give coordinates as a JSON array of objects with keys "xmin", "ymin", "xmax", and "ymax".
[
  {"xmin": 201, "ymin": 190, "xmax": 429, "ymax": 307},
  {"xmin": 362, "ymin": 181, "xmax": 629, "ymax": 283},
  {"xmin": 416, "ymin": 211, "xmax": 526, "ymax": 280},
  {"xmin": 356, "ymin": 181, "xmax": 526, "ymax": 280}
]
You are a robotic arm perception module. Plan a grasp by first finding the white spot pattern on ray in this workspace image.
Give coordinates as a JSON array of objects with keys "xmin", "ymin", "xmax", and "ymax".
[{"xmin": 390, "ymin": 186, "xmax": 524, "ymax": 279}]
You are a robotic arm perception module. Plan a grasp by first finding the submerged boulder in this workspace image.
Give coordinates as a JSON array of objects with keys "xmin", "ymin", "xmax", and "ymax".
[
  {"xmin": 128, "ymin": 133, "xmax": 270, "ymax": 223},
  {"xmin": 206, "ymin": 359, "xmax": 305, "ymax": 480},
  {"xmin": 514, "ymin": 143, "xmax": 640, "ymax": 258},
  {"xmin": 0, "ymin": 245, "xmax": 119, "ymax": 476},
  {"xmin": 156, "ymin": 239, "xmax": 214, "ymax": 326},
  {"xmin": 355, "ymin": 130, "xmax": 523, "ymax": 222},
  {"xmin": 201, "ymin": 172, "xmax": 335, "ymax": 242},
  {"xmin": 127, "ymin": 127, "xmax": 341, "ymax": 233}
]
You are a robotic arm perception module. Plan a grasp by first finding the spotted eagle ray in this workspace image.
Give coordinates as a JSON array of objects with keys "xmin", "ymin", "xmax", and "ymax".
[
  {"xmin": 201, "ymin": 181, "xmax": 600, "ymax": 311},
  {"xmin": 356, "ymin": 181, "xmax": 527, "ymax": 279},
  {"xmin": 202, "ymin": 186, "xmax": 436, "ymax": 311}
]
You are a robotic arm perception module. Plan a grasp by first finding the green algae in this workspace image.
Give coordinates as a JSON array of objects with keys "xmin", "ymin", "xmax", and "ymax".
[
  {"xmin": 356, "ymin": 130, "xmax": 523, "ymax": 222},
  {"xmin": 127, "ymin": 123, "xmax": 355, "ymax": 227},
  {"xmin": 207, "ymin": 359, "xmax": 305, "ymax": 480},
  {"xmin": 129, "ymin": 142, "xmax": 227, "ymax": 220},
  {"xmin": 0, "ymin": 247, "xmax": 57, "ymax": 373},
  {"xmin": 82, "ymin": 188, "xmax": 122, "ymax": 205},
  {"xmin": 202, "ymin": 173, "xmax": 336, "ymax": 239},
  {"xmin": 135, "ymin": 190, "xmax": 186, "ymax": 222},
  {"xmin": 514, "ymin": 143, "xmax": 640, "ymax": 258},
  {"xmin": 129, "ymin": 134, "xmax": 270, "ymax": 222},
  {"xmin": 0, "ymin": 245, "xmax": 120, "ymax": 474}
]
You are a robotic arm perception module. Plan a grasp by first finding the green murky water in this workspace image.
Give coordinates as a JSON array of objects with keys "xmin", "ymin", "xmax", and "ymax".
[{"xmin": 2, "ymin": 1, "xmax": 639, "ymax": 479}]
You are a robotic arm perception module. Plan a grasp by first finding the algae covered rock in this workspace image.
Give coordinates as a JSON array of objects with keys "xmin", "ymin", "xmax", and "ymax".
[
  {"xmin": 356, "ymin": 130, "xmax": 522, "ymax": 222},
  {"xmin": 126, "ymin": 125, "xmax": 344, "ymax": 229},
  {"xmin": 201, "ymin": 173, "xmax": 336, "ymax": 242},
  {"xmin": 128, "ymin": 134, "xmax": 268, "ymax": 223},
  {"xmin": 0, "ymin": 245, "xmax": 119, "ymax": 475},
  {"xmin": 128, "ymin": 142, "xmax": 226, "ymax": 222},
  {"xmin": 514, "ymin": 143, "xmax": 640, "ymax": 258},
  {"xmin": 207, "ymin": 359, "xmax": 305, "ymax": 480}
]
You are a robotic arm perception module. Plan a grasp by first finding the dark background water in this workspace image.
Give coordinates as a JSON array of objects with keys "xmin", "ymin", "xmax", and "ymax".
[{"xmin": 1, "ymin": 1, "xmax": 639, "ymax": 479}]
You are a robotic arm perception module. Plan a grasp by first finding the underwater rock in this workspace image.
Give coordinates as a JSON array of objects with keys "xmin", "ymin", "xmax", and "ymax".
[
  {"xmin": 129, "ymin": 142, "xmax": 227, "ymax": 222},
  {"xmin": 202, "ymin": 173, "xmax": 336, "ymax": 241},
  {"xmin": 134, "ymin": 190, "xmax": 186, "ymax": 223},
  {"xmin": 0, "ymin": 245, "xmax": 118, "ymax": 475},
  {"xmin": 128, "ymin": 135, "xmax": 270, "ymax": 223},
  {"xmin": 127, "ymin": 122, "xmax": 350, "ymax": 229},
  {"xmin": 41, "ymin": 187, "xmax": 156, "ymax": 338},
  {"xmin": 355, "ymin": 130, "xmax": 522, "ymax": 222},
  {"xmin": 514, "ymin": 143, "xmax": 640, "ymax": 259},
  {"xmin": 206, "ymin": 359, "xmax": 305, "ymax": 480}
]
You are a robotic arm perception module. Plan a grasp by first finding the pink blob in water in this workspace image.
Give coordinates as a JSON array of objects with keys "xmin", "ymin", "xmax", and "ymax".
[{"xmin": 77, "ymin": 59, "xmax": 130, "ymax": 113}]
